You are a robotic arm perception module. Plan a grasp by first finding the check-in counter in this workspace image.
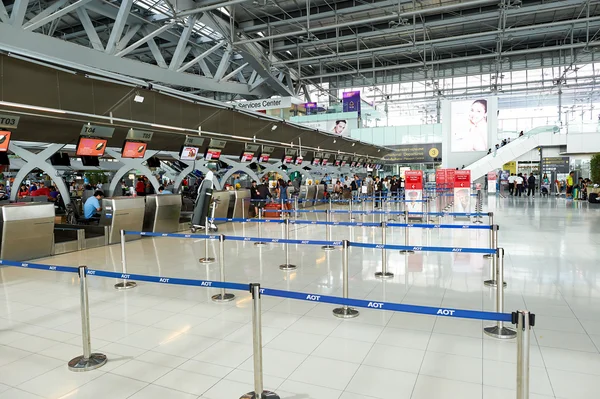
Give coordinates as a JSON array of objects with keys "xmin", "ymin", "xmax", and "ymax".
[
  {"xmin": 99, "ymin": 197, "xmax": 145, "ymax": 244},
  {"xmin": 306, "ymin": 185, "xmax": 317, "ymax": 207},
  {"xmin": 0, "ymin": 203, "xmax": 54, "ymax": 261},
  {"xmin": 315, "ymin": 184, "xmax": 325, "ymax": 202},
  {"xmin": 54, "ymin": 224, "xmax": 109, "ymax": 254},
  {"xmin": 233, "ymin": 189, "xmax": 250, "ymax": 218},
  {"xmin": 143, "ymin": 194, "xmax": 182, "ymax": 233},
  {"xmin": 212, "ymin": 191, "xmax": 231, "ymax": 220},
  {"xmin": 298, "ymin": 186, "xmax": 308, "ymax": 208}
]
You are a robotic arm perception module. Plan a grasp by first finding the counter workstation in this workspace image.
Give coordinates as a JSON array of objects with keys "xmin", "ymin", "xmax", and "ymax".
[
  {"xmin": 143, "ymin": 194, "xmax": 182, "ymax": 233},
  {"xmin": 0, "ymin": 203, "xmax": 54, "ymax": 261},
  {"xmin": 99, "ymin": 197, "xmax": 146, "ymax": 244}
]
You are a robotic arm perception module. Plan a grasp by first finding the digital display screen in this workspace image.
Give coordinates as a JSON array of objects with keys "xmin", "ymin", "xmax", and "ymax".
[
  {"xmin": 334, "ymin": 160, "xmax": 341, "ymax": 166},
  {"xmin": 76, "ymin": 137, "xmax": 107, "ymax": 157},
  {"xmin": 321, "ymin": 159, "xmax": 328, "ymax": 166},
  {"xmin": 375, "ymin": 164, "xmax": 382, "ymax": 170},
  {"xmin": 122, "ymin": 141, "xmax": 147, "ymax": 158},
  {"xmin": 259, "ymin": 153, "xmax": 270, "ymax": 162},
  {"xmin": 295, "ymin": 156, "xmax": 303, "ymax": 165},
  {"xmin": 180, "ymin": 146, "xmax": 198, "ymax": 161},
  {"xmin": 312, "ymin": 158, "xmax": 320, "ymax": 166},
  {"xmin": 0, "ymin": 131, "xmax": 11, "ymax": 152},
  {"xmin": 350, "ymin": 161, "xmax": 357, "ymax": 167},
  {"xmin": 341, "ymin": 161, "xmax": 347, "ymax": 167},
  {"xmin": 240, "ymin": 151, "xmax": 254, "ymax": 162},
  {"xmin": 283, "ymin": 155, "xmax": 294, "ymax": 164},
  {"xmin": 205, "ymin": 148, "xmax": 222, "ymax": 160}
]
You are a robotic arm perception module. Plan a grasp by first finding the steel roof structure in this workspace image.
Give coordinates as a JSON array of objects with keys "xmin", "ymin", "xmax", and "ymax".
[{"xmin": 0, "ymin": 0, "xmax": 597, "ymax": 106}]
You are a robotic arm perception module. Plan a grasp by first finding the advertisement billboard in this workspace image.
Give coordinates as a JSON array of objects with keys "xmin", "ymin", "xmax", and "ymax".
[
  {"xmin": 342, "ymin": 91, "xmax": 361, "ymax": 114},
  {"xmin": 450, "ymin": 99, "xmax": 489, "ymax": 152},
  {"xmin": 297, "ymin": 119, "xmax": 356, "ymax": 137}
]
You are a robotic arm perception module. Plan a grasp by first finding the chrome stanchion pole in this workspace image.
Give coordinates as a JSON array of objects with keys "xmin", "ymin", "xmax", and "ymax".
[
  {"xmin": 484, "ymin": 248, "xmax": 516, "ymax": 339},
  {"xmin": 279, "ymin": 219, "xmax": 297, "ymax": 271},
  {"xmin": 199, "ymin": 217, "xmax": 215, "ymax": 263},
  {"xmin": 212, "ymin": 235, "xmax": 235, "ymax": 302},
  {"xmin": 483, "ymin": 212, "xmax": 494, "ymax": 259},
  {"xmin": 484, "ymin": 225, "xmax": 505, "ymax": 287},
  {"xmin": 375, "ymin": 222, "xmax": 393, "ymax": 279},
  {"xmin": 425, "ymin": 198, "xmax": 430, "ymax": 224},
  {"xmin": 517, "ymin": 310, "xmax": 533, "ymax": 399},
  {"xmin": 114, "ymin": 230, "xmax": 137, "ymax": 290},
  {"xmin": 349, "ymin": 197, "xmax": 355, "ymax": 221},
  {"xmin": 294, "ymin": 197, "xmax": 298, "ymax": 220},
  {"xmin": 255, "ymin": 208, "xmax": 267, "ymax": 246},
  {"xmin": 329, "ymin": 196, "xmax": 333, "ymax": 213},
  {"xmin": 321, "ymin": 210, "xmax": 335, "ymax": 251},
  {"xmin": 69, "ymin": 266, "xmax": 107, "ymax": 372},
  {"xmin": 240, "ymin": 284, "xmax": 280, "ymax": 399},
  {"xmin": 333, "ymin": 240, "xmax": 359, "ymax": 318},
  {"xmin": 399, "ymin": 210, "xmax": 414, "ymax": 254}
]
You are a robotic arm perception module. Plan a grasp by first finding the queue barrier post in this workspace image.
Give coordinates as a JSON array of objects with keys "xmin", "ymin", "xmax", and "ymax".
[
  {"xmin": 68, "ymin": 266, "xmax": 107, "ymax": 372},
  {"xmin": 375, "ymin": 222, "xmax": 393, "ymax": 279},
  {"xmin": 279, "ymin": 219, "xmax": 297, "ymax": 271},
  {"xmin": 399, "ymin": 210, "xmax": 414, "ymax": 254},
  {"xmin": 484, "ymin": 225, "xmax": 506, "ymax": 287},
  {"xmin": 516, "ymin": 310, "xmax": 534, "ymax": 399},
  {"xmin": 212, "ymin": 235, "xmax": 236, "ymax": 303},
  {"xmin": 349, "ymin": 197, "xmax": 355, "ymax": 221},
  {"xmin": 254, "ymin": 208, "xmax": 267, "ymax": 246},
  {"xmin": 294, "ymin": 197, "xmax": 298, "ymax": 220},
  {"xmin": 321, "ymin": 210, "xmax": 335, "ymax": 251},
  {"xmin": 484, "ymin": 248, "xmax": 516, "ymax": 339},
  {"xmin": 114, "ymin": 230, "xmax": 137, "ymax": 290},
  {"xmin": 333, "ymin": 240, "xmax": 359, "ymax": 318},
  {"xmin": 483, "ymin": 212, "xmax": 495, "ymax": 259},
  {"xmin": 199, "ymin": 217, "xmax": 216, "ymax": 263},
  {"xmin": 240, "ymin": 284, "xmax": 280, "ymax": 399}
]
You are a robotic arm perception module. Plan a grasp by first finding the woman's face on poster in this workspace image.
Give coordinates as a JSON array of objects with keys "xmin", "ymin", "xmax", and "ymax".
[{"xmin": 469, "ymin": 102, "xmax": 486, "ymax": 126}]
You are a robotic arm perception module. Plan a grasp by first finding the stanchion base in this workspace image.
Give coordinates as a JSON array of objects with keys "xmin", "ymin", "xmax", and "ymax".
[
  {"xmin": 254, "ymin": 242, "xmax": 267, "ymax": 247},
  {"xmin": 199, "ymin": 257, "xmax": 215, "ymax": 264},
  {"xmin": 483, "ymin": 254, "xmax": 493, "ymax": 259},
  {"xmin": 240, "ymin": 390, "xmax": 281, "ymax": 399},
  {"xmin": 114, "ymin": 281, "xmax": 137, "ymax": 290},
  {"xmin": 321, "ymin": 245, "xmax": 336, "ymax": 251},
  {"xmin": 68, "ymin": 353, "xmax": 107, "ymax": 372},
  {"xmin": 375, "ymin": 271, "xmax": 394, "ymax": 279},
  {"xmin": 399, "ymin": 250, "xmax": 415, "ymax": 254},
  {"xmin": 279, "ymin": 264, "xmax": 297, "ymax": 271},
  {"xmin": 483, "ymin": 325, "xmax": 517, "ymax": 339},
  {"xmin": 212, "ymin": 293, "xmax": 236, "ymax": 302},
  {"xmin": 333, "ymin": 307, "xmax": 359, "ymax": 318},
  {"xmin": 483, "ymin": 279, "xmax": 507, "ymax": 287}
]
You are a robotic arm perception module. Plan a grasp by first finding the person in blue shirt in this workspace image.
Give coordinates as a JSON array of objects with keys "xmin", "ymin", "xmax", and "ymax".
[
  {"xmin": 83, "ymin": 190, "xmax": 104, "ymax": 219},
  {"xmin": 158, "ymin": 186, "xmax": 172, "ymax": 194}
]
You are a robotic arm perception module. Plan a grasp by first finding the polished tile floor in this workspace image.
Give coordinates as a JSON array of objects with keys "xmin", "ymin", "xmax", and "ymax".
[{"xmin": 1, "ymin": 196, "xmax": 600, "ymax": 399}]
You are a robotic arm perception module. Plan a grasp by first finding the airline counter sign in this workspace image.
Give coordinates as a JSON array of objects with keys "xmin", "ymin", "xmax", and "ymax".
[{"xmin": 0, "ymin": 115, "xmax": 19, "ymax": 129}]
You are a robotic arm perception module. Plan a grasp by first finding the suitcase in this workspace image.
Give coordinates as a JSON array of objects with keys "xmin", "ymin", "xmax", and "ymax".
[{"xmin": 263, "ymin": 202, "xmax": 282, "ymax": 218}]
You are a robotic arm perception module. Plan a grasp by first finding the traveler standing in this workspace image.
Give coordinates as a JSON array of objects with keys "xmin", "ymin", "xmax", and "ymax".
[
  {"xmin": 508, "ymin": 173, "xmax": 515, "ymax": 196},
  {"xmin": 250, "ymin": 181, "xmax": 261, "ymax": 217},
  {"xmin": 527, "ymin": 173, "xmax": 536, "ymax": 197},
  {"xmin": 135, "ymin": 177, "xmax": 146, "ymax": 197},
  {"xmin": 522, "ymin": 173, "xmax": 528, "ymax": 195},
  {"xmin": 566, "ymin": 171, "xmax": 575, "ymax": 199},
  {"xmin": 276, "ymin": 178, "xmax": 289, "ymax": 213},
  {"xmin": 515, "ymin": 173, "xmax": 523, "ymax": 197}
]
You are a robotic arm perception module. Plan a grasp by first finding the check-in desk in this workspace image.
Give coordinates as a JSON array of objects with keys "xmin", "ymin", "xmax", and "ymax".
[
  {"xmin": 233, "ymin": 189, "xmax": 250, "ymax": 218},
  {"xmin": 99, "ymin": 197, "xmax": 145, "ymax": 244},
  {"xmin": 298, "ymin": 186, "xmax": 308, "ymax": 208},
  {"xmin": 315, "ymin": 184, "xmax": 325, "ymax": 203},
  {"xmin": 305, "ymin": 185, "xmax": 317, "ymax": 207},
  {"xmin": 0, "ymin": 203, "xmax": 54, "ymax": 261},
  {"xmin": 212, "ymin": 191, "xmax": 231, "ymax": 221},
  {"xmin": 143, "ymin": 194, "xmax": 182, "ymax": 233}
]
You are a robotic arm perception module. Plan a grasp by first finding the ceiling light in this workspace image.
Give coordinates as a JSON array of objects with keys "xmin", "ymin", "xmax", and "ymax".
[
  {"xmin": 352, "ymin": 143, "xmax": 355, "ymax": 146},
  {"xmin": 151, "ymin": 123, "xmax": 185, "ymax": 131},
  {"xmin": 333, "ymin": 139, "xmax": 336, "ymax": 143},
  {"xmin": 134, "ymin": 95, "xmax": 144, "ymax": 103},
  {"xmin": 0, "ymin": 101, "xmax": 66, "ymax": 114},
  {"xmin": 271, "ymin": 125, "xmax": 278, "ymax": 131},
  {"xmin": 378, "ymin": 149, "xmax": 381, "ymax": 152}
]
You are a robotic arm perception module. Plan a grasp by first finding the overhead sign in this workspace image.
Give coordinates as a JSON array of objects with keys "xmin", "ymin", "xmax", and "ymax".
[
  {"xmin": 126, "ymin": 129, "xmax": 153, "ymax": 142},
  {"xmin": 245, "ymin": 143, "xmax": 260, "ymax": 152},
  {"xmin": 0, "ymin": 115, "xmax": 19, "ymax": 129},
  {"xmin": 234, "ymin": 97, "xmax": 293, "ymax": 111},
  {"xmin": 263, "ymin": 145, "xmax": 275, "ymax": 153},
  {"xmin": 209, "ymin": 139, "xmax": 227, "ymax": 149},
  {"xmin": 184, "ymin": 136, "xmax": 205, "ymax": 146},
  {"xmin": 384, "ymin": 143, "xmax": 442, "ymax": 163},
  {"xmin": 80, "ymin": 124, "xmax": 115, "ymax": 138},
  {"xmin": 542, "ymin": 157, "xmax": 570, "ymax": 173},
  {"xmin": 405, "ymin": 170, "xmax": 423, "ymax": 190},
  {"xmin": 284, "ymin": 148, "xmax": 297, "ymax": 156}
]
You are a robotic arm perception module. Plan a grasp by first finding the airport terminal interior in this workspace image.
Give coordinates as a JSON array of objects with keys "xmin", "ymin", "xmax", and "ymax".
[{"xmin": 0, "ymin": 0, "xmax": 600, "ymax": 398}]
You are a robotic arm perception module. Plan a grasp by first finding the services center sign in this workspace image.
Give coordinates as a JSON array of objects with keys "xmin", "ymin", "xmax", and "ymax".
[
  {"xmin": 384, "ymin": 143, "xmax": 442, "ymax": 163},
  {"xmin": 234, "ymin": 97, "xmax": 292, "ymax": 111}
]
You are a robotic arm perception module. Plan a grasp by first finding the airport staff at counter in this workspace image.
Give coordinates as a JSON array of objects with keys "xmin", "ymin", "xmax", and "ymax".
[
  {"xmin": 158, "ymin": 186, "xmax": 172, "ymax": 194},
  {"xmin": 84, "ymin": 190, "xmax": 104, "ymax": 219}
]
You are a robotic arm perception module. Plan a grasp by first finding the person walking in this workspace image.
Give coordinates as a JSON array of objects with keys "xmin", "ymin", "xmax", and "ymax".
[
  {"xmin": 508, "ymin": 173, "xmax": 515, "ymax": 196},
  {"xmin": 527, "ymin": 173, "xmax": 536, "ymax": 197},
  {"xmin": 276, "ymin": 178, "xmax": 289, "ymax": 214},
  {"xmin": 515, "ymin": 173, "xmax": 523, "ymax": 197}
]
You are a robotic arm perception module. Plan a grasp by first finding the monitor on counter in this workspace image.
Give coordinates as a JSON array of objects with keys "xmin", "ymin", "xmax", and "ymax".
[
  {"xmin": 258, "ymin": 153, "xmax": 270, "ymax": 162},
  {"xmin": 122, "ymin": 141, "xmax": 148, "ymax": 159},
  {"xmin": 76, "ymin": 137, "xmax": 107, "ymax": 157},
  {"xmin": 146, "ymin": 156, "xmax": 161, "ymax": 168},
  {"xmin": 179, "ymin": 146, "xmax": 198, "ymax": 161},
  {"xmin": 81, "ymin": 155, "xmax": 100, "ymax": 167},
  {"xmin": 240, "ymin": 151, "xmax": 254, "ymax": 162},
  {"xmin": 205, "ymin": 148, "xmax": 222, "ymax": 161},
  {"xmin": 350, "ymin": 161, "xmax": 357, "ymax": 167},
  {"xmin": 312, "ymin": 158, "xmax": 321, "ymax": 166},
  {"xmin": 295, "ymin": 156, "xmax": 303, "ymax": 165},
  {"xmin": 341, "ymin": 161, "xmax": 347, "ymax": 167},
  {"xmin": 282, "ymin": 155, "xmax": 294, "ymax": 164},
  {"xmin": 0, "ymin": 131, "xmax": 11, "ymax": 152},
  {"xmin": 334, "ymin": 160, "xmax": 341, "ymax": 166}
]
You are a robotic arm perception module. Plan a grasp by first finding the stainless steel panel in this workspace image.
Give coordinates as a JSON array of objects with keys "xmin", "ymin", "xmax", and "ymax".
[
  {"xmin": 143, "ymin": 194, "xmax": 182, "ymax": 233},
  {"xmin": 316, "ymin": 185, "xmax": 325, "ymax": 201},
  {"xmin": 299, "ymin": 186, "xmax": 308, "ymax": 208},
  {"xmin": 233, "ymin": 189, "xmax": 251, "ymax": 219},
  {"xmin": 99, "ymin": 197, "xmax": 146, "ymax": 244},
  {"xmin": 306, "ymin": 185, "xmax": 317, "ymax": 207},
  {"xmin": 212, "ymin": 191, "xmax": 231, "ymax": 220},
  {"xmin": 0, "ymin": 203, "xmax": 54, "ymax": 261}
]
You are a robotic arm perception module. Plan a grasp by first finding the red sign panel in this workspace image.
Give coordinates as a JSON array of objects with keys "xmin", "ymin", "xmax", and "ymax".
[
  {"xmin": 445, "ymin": 169, "xmax": 456, "ymax": 188},
  {"xmin": 454, "ymin": 170, "xmax": 471, "ymax": 188},
  {"xmin": 404, "ymin": 170, "xmax": 423, "ymax": 190},
  {"xmin": 435, "ymin": 169, "xmax": 446, "ymax": 189}
]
